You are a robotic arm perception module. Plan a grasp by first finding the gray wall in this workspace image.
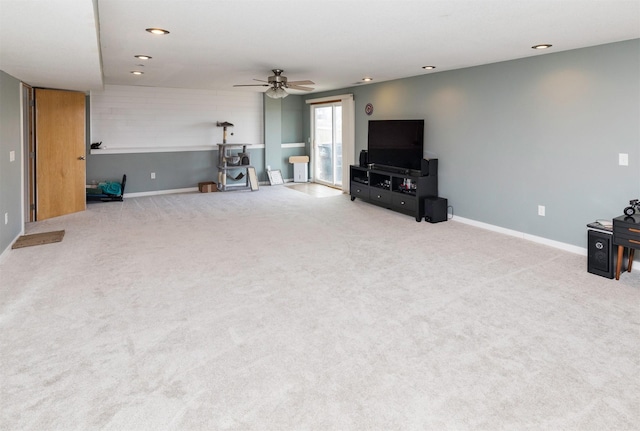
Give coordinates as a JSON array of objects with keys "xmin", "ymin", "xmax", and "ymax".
[
  {"xmin": 86, "ymin": 150, "xmax": 267, "ymax": 194},
  {"xmin": 264, "ymin": 96, "xmax": 282, "ymax": 177},
  {"xmin": 282, "ymin": 95, "xmax": 304, "ymax": 143},
  {"xmin": 0, "ymin": 70, "xmax": 23, "ymax": 253},
  {"xmin": 304, "ymin": 40, "xmax": 640, "ymax": 249},
  {"xmin": 263, "ymin": 94, "xmax": 306, "ymax": 181}
]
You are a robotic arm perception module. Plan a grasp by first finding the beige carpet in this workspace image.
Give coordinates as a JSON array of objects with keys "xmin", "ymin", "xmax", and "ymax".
[{"xmin": 1, "ymin": 186, "xmax": 638, "ymax": 430}]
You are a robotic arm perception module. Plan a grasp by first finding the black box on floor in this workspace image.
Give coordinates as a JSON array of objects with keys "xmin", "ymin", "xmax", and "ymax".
[
  {"xmin": 425, "ymin": 197, "xmax": 447, "ymax": 223},
  {"xmin": 586, "ymin": 228, "xmax": 614, "ymax": 279}
]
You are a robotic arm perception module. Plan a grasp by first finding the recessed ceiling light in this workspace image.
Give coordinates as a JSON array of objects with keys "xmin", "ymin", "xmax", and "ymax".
[
  {"xmin": 130, "ymin": 71, "xmax": 144, "ymax": 75},
  {"xmin": 134, "ymin": 55, "xmax": 152, "ymax": 60},
  {"xmin": 362, "ymin": 77, "xmax": 373, "ymax": 82},
  {"xmin": 146, "ymin": 28, "xmax": 170, "ymax": 35},
  {"xmin": 532, "ymin": 44, "xmax": 552, "ymax": 50},
  {"xmin": 422, "ymin": 66, "xmax": 436, "ymax": 70}
]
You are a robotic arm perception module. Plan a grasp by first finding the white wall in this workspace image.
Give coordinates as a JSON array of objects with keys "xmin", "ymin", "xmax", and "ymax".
[{"xmin": 90, "ymin": 85, "xmax": 263, "ymax": 151}]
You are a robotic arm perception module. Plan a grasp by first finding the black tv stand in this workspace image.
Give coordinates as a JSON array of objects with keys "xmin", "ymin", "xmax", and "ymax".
[{"xmin": 349, "ymin": 160, "xmax": 438, "ymax": 222}]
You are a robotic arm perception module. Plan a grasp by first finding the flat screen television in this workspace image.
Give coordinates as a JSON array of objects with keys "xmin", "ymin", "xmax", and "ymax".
[{"xmin": 367, "ymin": 119, "xmax": 424, "ymax": 171}]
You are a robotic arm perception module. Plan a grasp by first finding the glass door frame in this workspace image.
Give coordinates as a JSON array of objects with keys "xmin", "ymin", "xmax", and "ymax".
[
  {"xmin": 305, "ymin": 94, "xmax": 355, "ymax": 194},
  {"xmin": 311, "ymin": 101, "xmax": 342, "ymax": 188}
]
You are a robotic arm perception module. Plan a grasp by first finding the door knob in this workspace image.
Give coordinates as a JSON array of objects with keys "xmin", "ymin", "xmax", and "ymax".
[{"xmin": 78, "ymin": 156, "xmax": 86, "ymax": 160}]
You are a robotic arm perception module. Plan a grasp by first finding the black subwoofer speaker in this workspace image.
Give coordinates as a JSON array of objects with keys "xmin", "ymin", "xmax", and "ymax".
[
  {"xmin": 359, "ymin": 150, "xmax": 368, "ymax": 167},
  {"xmin": 587, "ymin": 229, "xmax": 614, "ymax": 279},
  {"xmin": 424, "ymin": 197, "xmax": 447, "ymax": 223}
]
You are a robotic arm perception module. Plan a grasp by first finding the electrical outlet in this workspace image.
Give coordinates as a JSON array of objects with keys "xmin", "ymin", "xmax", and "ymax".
[
  {"xmin": 9, "ymin": 151, "xmax": 15, "ymax": 162},
  {"xmin": 151, "ymin": 172, "xmax": 156, "ymax": 179},
  {"xmin": 538, "ymin": 205, "xmax": 546, "ymax": 216}
]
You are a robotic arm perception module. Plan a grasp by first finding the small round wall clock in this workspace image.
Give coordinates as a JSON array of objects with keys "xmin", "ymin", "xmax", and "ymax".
[{"xmin": 365, "ymin": 103, "xmax": 374, "ymax": 116}]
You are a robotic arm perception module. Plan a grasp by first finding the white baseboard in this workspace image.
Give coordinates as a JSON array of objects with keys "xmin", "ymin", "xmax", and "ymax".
[
  {"xmin": 124, "ymin": 187, "xmax": 198, "ymax": 198},
  {"xmin": 0, "ymin": 242, "xmax": 14, "ymax": 263},
  {"xmin": 452, "ymin": 215, "xmax": 638, "ymax": 273},
  {"xmin": 0, "ymin": 227, "xmax": 25, "ymax": 263},
  {"xmin": 452, "ymin": 215, "xmax": 588, "ymax": 256},
  {"xmin": 125, "ymin": 182, "xmax": 277, "ymax": 197}
]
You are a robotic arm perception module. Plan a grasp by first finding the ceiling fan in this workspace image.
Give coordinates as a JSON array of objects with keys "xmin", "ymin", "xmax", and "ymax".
[{"xmin": 234, "ymin": 69, "xmax": 314, "ymax": 99}]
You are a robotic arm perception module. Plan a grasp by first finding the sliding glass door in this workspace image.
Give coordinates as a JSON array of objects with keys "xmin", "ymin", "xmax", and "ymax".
[{"xmin": 312, "ymin": 102, "xmax": 342, "ymax": 187}]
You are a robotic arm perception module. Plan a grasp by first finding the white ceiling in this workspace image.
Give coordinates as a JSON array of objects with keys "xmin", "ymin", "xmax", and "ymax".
[{"xmin": 1, "ymin": 0, "xmax": 639, "ymax": 94}]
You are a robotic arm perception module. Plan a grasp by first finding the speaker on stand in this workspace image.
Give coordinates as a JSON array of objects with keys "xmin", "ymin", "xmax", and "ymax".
[{"xmin": 359, "ymin": 150, "xmax": 368, "ymax": 167}]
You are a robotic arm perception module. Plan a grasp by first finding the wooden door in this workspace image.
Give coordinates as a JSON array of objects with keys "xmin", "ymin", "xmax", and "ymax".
[{"xmin": 35, "ymin": 88, "xmax": 86, "ymax": 220}]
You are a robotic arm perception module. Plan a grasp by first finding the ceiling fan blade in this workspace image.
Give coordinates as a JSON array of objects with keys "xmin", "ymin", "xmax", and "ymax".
[
  {"xmin": 287, "ymin": 84, "xmax": 314, "ymax": 91},
  {"xmin": 233, "ymin": 84, "xmax": 269, "ymax": 87},
  {"xmin": 287, "ymin": 80, "xmax": 315, "ymax": 86}
]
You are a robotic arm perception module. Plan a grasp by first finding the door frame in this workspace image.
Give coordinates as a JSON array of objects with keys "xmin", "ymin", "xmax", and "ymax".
[
  {"xmin": 306, "ymin": 94, "xmax": 355, "ymax": 193},
  {"xmin": 311, "ymin": 101, "xmax": 342, "ymax": 188},
  {"xmin": 22, "ymin": 83, "xmax": 35, "ymax": 223}
]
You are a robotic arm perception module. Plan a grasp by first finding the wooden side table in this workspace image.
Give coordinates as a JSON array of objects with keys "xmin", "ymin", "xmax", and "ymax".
[{"xmin": 613, "ymin": 214, "xmax": 640, "ymax": 280}]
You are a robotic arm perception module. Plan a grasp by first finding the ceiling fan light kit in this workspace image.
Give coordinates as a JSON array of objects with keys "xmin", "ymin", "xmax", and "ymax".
[
  {"xmin": 234, "ymin": 69, "xmax": 314, "ymax": 98},
  {"xmin": 265, "ymin": 86, "xmax": 288, "ymax": 99}
]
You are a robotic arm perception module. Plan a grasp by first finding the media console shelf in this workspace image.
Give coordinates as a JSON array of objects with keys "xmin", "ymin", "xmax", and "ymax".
[{"xmin": 350, "ymin": 160, "xmax": 438, "ymax": 222}]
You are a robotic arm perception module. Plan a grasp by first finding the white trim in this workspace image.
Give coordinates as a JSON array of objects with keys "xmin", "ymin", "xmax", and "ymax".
[
  {"xmin": 91, "ymin": 142, "xmax": 305, "ymax": 155},
  {"xmin": 124, "ymin": 187, "xmax": 198, "ymax": 198},
  {"xmin": 0, "ymin": 243, "xmax": 13, "ymax": 264},
  {"xmin": 91, "ymin": 144, "xmax": 265, "ymax": 155},
  {"xmin": 125, "ymin": 183, "xmax": 279, "ymax": 197},
  {"xmin": 452, "ymin": 215, "xmax": 588, "ymax": 256},
  {"xmin": 19, "ymin": 83, "xmax": 26, "ymax": 232},
  {"xmin": 341, "ymin": 97, "xmax": 355, "ymax": 193},
  {"xmin": 305, "ymin": 94, "xmax": 354, "ymax": 104}
]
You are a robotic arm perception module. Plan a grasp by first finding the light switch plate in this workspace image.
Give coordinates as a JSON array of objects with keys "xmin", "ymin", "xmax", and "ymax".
[
  {"xmin": 538, "ymin": 205, "xmax": 546, "ymax": 216},
  {"xmin": 619, "ymin": 153, "xmax": 629, "ymax": 166},
  {"xmin": 9, "ymin": 150, "xmax": 15, "ymax": 162}
]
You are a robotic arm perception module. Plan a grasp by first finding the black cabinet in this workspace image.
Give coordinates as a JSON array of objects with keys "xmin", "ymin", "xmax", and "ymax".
[
  {"xmin": 613, "ymin": 214, "xmax": 639, "ymax": 280},
  {"xmin": 613, "ymin": 214, "xmax": 640, "ymax": 250},
  {"xmin": 349, "ymin": 162, "xmax": 438, "ymax": 222}
]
